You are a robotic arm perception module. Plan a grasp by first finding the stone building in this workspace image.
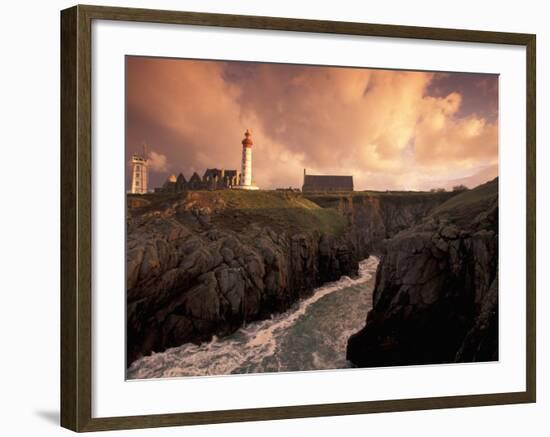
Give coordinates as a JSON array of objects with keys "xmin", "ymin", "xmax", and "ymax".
[
  {"xmin": 203, "ymin": 168, "xmax": 241, "ymax": 189},
  {"xmin": 302, "ymin": 168, "xmax": 354, "ymax": 192},
  {"xmin": 159, "ymin": 174, "xmax": 178, "ymax": 193},
  {"xmin": 130, "ymin": 150, "xmax": 148, "ymax": 194},
  {"xmin": 187, "ymin": 172, "xmax": 203, "ymax": 190},
  {"xmin": 155, "ymin": 130, "xmax": 262, "ymax": 193},
  {"xmin": 150, "ymin": 138, "xmax": 354, "ymax": 194},
  {"xmin": 175, "ymin": 173, "xmax": 187, "ymax": 192},
  {"xmin": 156, "ymin": 168, "xmax": 241, "ymax": 193}
]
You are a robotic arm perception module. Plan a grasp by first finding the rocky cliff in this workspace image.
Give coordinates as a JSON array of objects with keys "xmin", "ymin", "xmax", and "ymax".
[
  {"xmin": 305, "ymin": 191, "xmax": 454, "ymax": 253},
  {"xmin": 127, "ymin": 189, "xmax": 454, "ymax": 364},
  {"xmin": 347, "ymin": 179, "xmax": 499, "ymax": 366},
  {"xmin": 127, "ymin": 191, "xmax": 361, "ymax": 363}
]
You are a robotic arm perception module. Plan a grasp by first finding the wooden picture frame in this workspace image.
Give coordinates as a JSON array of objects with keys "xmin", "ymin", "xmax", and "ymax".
[{"xmin": 60, "ymin": 4, "xmax": 536, "ymax": 432}]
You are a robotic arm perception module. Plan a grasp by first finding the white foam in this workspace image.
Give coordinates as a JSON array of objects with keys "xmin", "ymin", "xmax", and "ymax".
[{"xmin": 128, "ymin": 256, "xmax": 379, "ymax": 379}]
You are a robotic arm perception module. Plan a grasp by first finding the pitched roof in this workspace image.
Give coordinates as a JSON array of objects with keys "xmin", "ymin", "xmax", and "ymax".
[
  {"xmin": 303, "ymin": 174, "xmax": 354, "ymax": 191},
  {"xmin": 189, "ymin": 172, "xmax": 202, "ymax": 182}
]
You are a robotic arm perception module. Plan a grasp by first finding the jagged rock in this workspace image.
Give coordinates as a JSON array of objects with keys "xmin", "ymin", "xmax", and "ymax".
[
  {"xmin": 182, "ymin": 272, "xmax": 220, "ymax": 321},
  {"xmin": 347, "ymin": 178, "xmax": 499, "ymax": 367},
  {"xmin": 440, "ymin": 224, "xmax": 459, "ymax": 239},
  {"xmin": 215, "ymin": 267, "xmax": 245, "ymax": 316},
  {"xmin": 456, "ymin": 276, "xmax": 498, "ymax": 361},
  {"xmin": 126, "ymin": 189, "xmax": 454, "ymax": 364},
  {"xmin": 220, "ymin": 247, "xmax": 234, "ymax": 263},
  {"xmin": 162, "ymin": 314, "xmax": 195, "ymax": 349},
  {"xmin": 127, "ymin": 246, "xmax": 144, "ymax": 289}
]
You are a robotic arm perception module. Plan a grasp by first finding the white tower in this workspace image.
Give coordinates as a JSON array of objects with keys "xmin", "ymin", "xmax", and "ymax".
[
  {"xmin": 237, "ymin": 129, "xmax": 259, "ymax": 190},
  {"xmin": 130, "ymin": 146, "xmax": 148, "ymax": 194}
]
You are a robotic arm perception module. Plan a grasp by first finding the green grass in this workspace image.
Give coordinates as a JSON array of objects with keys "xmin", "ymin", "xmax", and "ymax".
[
  {"xmin": 303, "ymin": 190, "xmax": 455, "ymax": 211},
  {"xmin": 430, "ymin": 178, "xmax": 498, "ymax": 225},
  {"xmin": 129, "ymin": 183, "xmax": 495, "ymax": 238},
  {"xmin": 195, "ymin": 190, "xmax": 321, "ymax": 210},
  {"xmin": 305, "ymin": 190, "xmax": 450, "ymax": 199},
  {"xmin": 126, "ymin": 190, "xmax": 348, "ymax": 237},
  {"xmin": 204, "ymin": 190, "xmax": 347, "ymax": 236}
]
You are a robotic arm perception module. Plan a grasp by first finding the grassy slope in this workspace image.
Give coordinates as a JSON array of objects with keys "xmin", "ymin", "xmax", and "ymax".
[
  {"xmin": 430, "ymin": 178, "xmax": 498, "ymax": 226},
  {"xmin": 304, "ymin": 190, "xmax": 455, "ymax": 208},
  {"xmin": 208, "ymin": 190, "xmax": 348, "ymax": 237},
  {"xmin": 128, "ymin": 190, "xmax": 348, "ymax": 237},
  {"xmin": 128, "ymin": 181, "xmax": 496, "ymax": 238}
]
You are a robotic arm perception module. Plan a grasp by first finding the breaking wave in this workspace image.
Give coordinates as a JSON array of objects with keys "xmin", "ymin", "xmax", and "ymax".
[{"xmin": 127, "ymin": 256, "xmax": 379, "ymax": 379}]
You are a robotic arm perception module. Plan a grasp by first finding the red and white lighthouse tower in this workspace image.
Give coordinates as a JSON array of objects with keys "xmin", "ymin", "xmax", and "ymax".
[{"xmin": 237, "ymin": 129, "xmax": 259, "ymax": 190}]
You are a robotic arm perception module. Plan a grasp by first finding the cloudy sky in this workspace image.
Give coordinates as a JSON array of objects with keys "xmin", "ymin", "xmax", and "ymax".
[{"xmin": 126, "ymin": 56, "xmax": 498, "ymax": 191}]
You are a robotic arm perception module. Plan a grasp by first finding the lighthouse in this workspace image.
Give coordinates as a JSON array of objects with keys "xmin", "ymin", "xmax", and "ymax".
[
  {"xmin": 236, "ymin": 129, "xmax": 259, "ymax": 190},
  {"xmin": 130, "ymin": 145, "xmax": 148, "ymax": 194}
]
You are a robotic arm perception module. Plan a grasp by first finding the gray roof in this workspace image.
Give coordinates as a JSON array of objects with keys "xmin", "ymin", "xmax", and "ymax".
[
  {"xmin": 303, "ymin": 174, "xmax": 354, "ymax": 191},
  {"xmin": 189, "ymin": 172, "xmax": 202, "ymax": 182}
]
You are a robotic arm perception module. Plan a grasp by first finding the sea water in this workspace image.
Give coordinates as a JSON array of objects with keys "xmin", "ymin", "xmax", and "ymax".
[{"xmin": 127, "ymin": 256, "xmax": 379, "ymax": 379}]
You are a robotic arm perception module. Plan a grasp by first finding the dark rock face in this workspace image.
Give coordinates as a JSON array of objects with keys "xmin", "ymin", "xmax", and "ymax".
[
  {"xmin": 306, "ymin": 191, "xmax": 455, "ymax": 253},
  {"xmin": 126, "ymin": 189, "xmax": 456, "ymax": 365},
  {"xmin": 347, "ymin": 179, "xmax": 499, "ymax": 367},
  {"xmin": 127, "ymin": 194, "xmax": 365, "ymax": 364}
]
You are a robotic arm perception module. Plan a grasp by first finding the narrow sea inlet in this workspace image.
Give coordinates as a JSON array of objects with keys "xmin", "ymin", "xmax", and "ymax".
[{"xmin": 127, "ymin": 256, "xmax": 379, "ymax": 379}]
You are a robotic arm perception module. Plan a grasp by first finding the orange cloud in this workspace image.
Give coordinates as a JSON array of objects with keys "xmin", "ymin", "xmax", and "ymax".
[
  {"xmin": 147, "ymin": 151, "xmax": 168, "ymax": 173},
  {"xmin": 126, "ymin": 57, "xmax": 498, "ymax": 191}
]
